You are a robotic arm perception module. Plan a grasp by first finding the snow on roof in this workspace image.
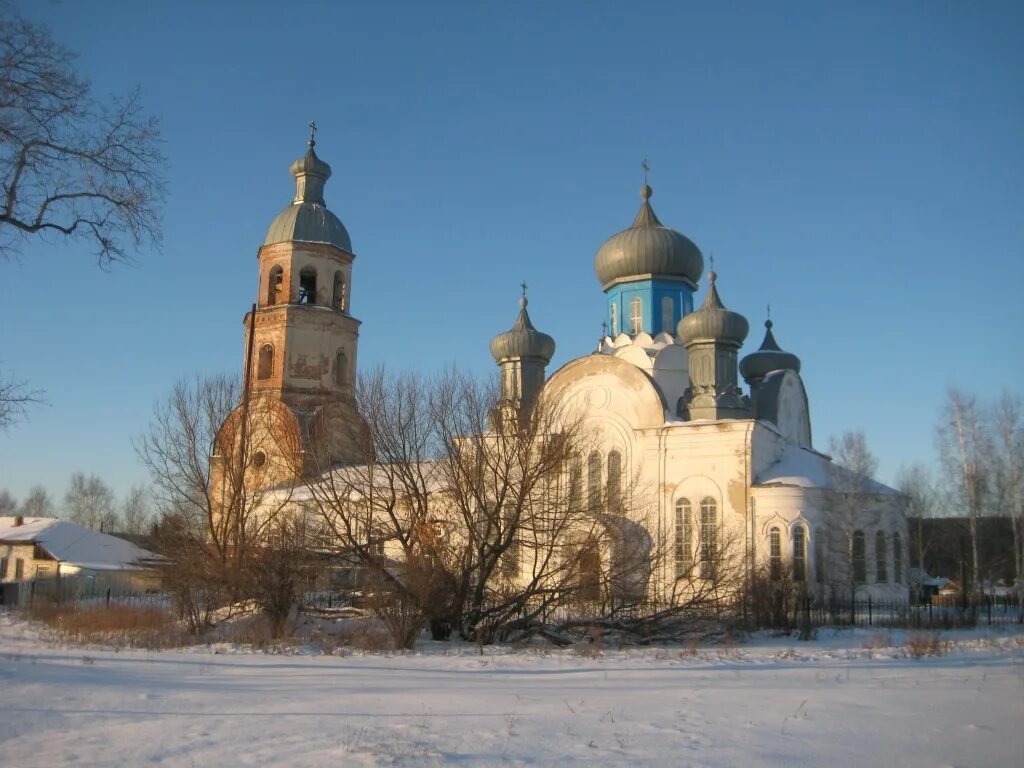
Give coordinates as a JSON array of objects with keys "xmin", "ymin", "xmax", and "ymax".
[
  {"xmin": 755, "ymin": 444, "xmax": 899, "ymax": 495},
  {"xmin": 0, "ymin": 517, "xmax": 156, "ymax": 571}
]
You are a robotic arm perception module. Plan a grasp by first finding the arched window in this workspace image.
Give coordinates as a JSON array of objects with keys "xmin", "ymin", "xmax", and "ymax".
[
  {"xmin": 892, "ymin": 532, "xmax": 903, "ymax": 583},
  {"xmin": 852, "ymin": 530, "xmax": 866, "ymax": 584},
  {"xmin": 814, "ymin": 527, "xmax": 826, "ymax": 584},
  {"xmin": 700, "ymin": 497, "xmax": 717, "ymax": 579},
  {"xmin": 587, "ymin": 451, "xmax": 602, "ymax": 511},
  {"xmin": 660, "ymin": 296, "xmax": 673, "ymax": 333},
  {"xmin": 875, "ymin": 530, "xmax": 887, "ymax": 583},
  {"xmin": 792, "ymin": 525, "xmax": 806, "ymax": 582},
  {"xmin": 606, "ymin": 450, "xmax": 621, "ymax": 511},
  {"xmin": 299, "ymin": 266, "xmax": 317, "ymax": 304},
  {"xmin": 333, "ymin": 271, "xmax": 346, "ymax": 311},
  {"xmin": 267, "ymin": 266, "xmax": 284, "ymax": 306},
  {"xmin": 674, "ymin": 499, "xmax": 693, "ymax": 578},
  {"xmin": 257, "ymin": 344, "xmax": 273, "ymax": 380},
  {"xmin": 335, "ymin": 349, "xmax": 348, "ymax": 388},
  {"xmin": 609, "ymin": 303, "xmax": 618, "ymax": 336},
  {"xmin": 630, "ymin": 297, "xmax": 643, "ymax": 334},
  {"xmin": 769, "ymin": 527, "xmax": 782, "ymax": 581}
]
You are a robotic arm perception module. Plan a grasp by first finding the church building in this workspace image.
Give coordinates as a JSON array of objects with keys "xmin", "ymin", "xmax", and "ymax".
[{"xmin": 218, "ymin": 133, "xmax": 908, "ymax": 603}]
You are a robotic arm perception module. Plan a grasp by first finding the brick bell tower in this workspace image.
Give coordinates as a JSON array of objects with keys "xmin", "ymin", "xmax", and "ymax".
[{"xmin": 213, "ymin": 125, "xmax": 365, "ymax": 494}]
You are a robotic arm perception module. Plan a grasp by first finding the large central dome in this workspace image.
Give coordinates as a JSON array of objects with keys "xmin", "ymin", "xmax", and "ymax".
[
  {"xmin": 594, "ymin": 185, "xmax": 703, "ymax": 289},
  {"xmin": 263, "ymin": 139, "xmax": 352, "ymax": 253}
]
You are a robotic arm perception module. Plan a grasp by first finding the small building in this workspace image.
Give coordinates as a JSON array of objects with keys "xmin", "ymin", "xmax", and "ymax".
[{"xmin": 0, "ymin": 516, "xmax": 160, "ymax": 605}]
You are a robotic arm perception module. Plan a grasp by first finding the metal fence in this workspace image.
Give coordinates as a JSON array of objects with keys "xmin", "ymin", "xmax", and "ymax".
[
  {"xmin": 785, "ymin": 595, "xmax": 1023, "ymax": 631},
  {"xmin": 0, "ymin": 578, "xmax": 169, "ymax": 610}
]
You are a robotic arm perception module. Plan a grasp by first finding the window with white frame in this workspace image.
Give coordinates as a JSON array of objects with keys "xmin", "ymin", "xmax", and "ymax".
[
  {"xmin": 769, "ymin": 527, "xmax": 782, "ymax": 581},
  {"xmin": 700, "ymin": 497, "xmax": 717, "ymax": 579},
  {"xmin": 792, "ymin": 525, "xmax": 807, "ymax": 582},
  {"xmin": 630, "ymin": 297, "xmax": 642, "ymax": 334},
  {"xmin": 609, "ymin": 303, "xmax": 618, "ymax": 336},
  {"xmin": 674, "ymin": 498, "xmax": 693, "ymax": 578},
  {"xmin": 875, "ymin": 530, "xmax": 887, "ymax": 583}
]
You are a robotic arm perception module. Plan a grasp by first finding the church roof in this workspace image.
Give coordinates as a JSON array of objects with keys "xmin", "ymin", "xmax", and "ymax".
[
  {"xmin": 490, "ymin": 295, "xmax": 556, "ymax": 363},
  {"xmin": 740, "ymin": 319, "xmax": 801, "ymax": 383},
  {"xmin": 594, "ymin": 185, "xmax": 704, "ymax": 289},
  {"xmin": 676, "ymin": 270, "xmax": 749, "ymax": 346},
  {"xmin": 755, "ymin": 445, "xmax": 899, "ymax": 494},
  {"xmin": 264, "ymin": 135, "xmax": 352, "ymax": 252}
]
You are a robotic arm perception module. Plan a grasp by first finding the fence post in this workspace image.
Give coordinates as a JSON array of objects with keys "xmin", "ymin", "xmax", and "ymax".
[
  {"xmin": 868, "ymin": 596, "xmax": 873, "ymax": 626},
  {"xmin": 987, "ymin": 597, "xmax": 992, "ymax": 626},
  {"xmin": 105, "ymin": 587, "xmax": 111, "ymax": 607}
]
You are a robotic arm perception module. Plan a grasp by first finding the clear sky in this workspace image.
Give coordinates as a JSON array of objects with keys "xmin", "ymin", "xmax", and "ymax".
[{"xmin": 2, "ymin": 0, "xmax": 1022, "ymax": 504}]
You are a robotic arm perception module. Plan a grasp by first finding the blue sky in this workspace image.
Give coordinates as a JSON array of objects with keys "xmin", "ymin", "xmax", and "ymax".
[{"xmin": 2, "ymin": 0, "xmax": 1022, "ymax": 503}]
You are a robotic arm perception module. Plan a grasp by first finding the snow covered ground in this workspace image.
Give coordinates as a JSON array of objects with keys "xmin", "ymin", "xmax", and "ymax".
[{"xmin": 1, "ymin": 615, "xmax": 1022, "ymax": 767}]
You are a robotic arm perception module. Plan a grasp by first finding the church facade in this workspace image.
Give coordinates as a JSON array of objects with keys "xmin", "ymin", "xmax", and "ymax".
[{"xmin": 219, "ymin": 135, "xmax": 909, "ymax": 604}]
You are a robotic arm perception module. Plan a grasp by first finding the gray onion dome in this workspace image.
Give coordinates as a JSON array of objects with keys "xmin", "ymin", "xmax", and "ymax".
[
  {"xmin": 264, "ymin": 137, "xmax": 352, "ymax": 252},
  {"xmin": 739, "ymin": 319, "xmax": 801, "ymax": 383},
  {"xmin": 594, "ymin": 185, "xmax": 704, "ymax": 289},
  {"xmin": 677, "ymin": 271, "xmax": 749, "ymax": 347},
  {"xmin": 490, "ymin": 297, "xmax": 556, "ymax": 362}
]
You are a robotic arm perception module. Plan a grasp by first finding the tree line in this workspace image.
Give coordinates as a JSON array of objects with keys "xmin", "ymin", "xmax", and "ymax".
[{"xmin": 0, "ymin": 475, "xmax": 153, "ymax": 536}]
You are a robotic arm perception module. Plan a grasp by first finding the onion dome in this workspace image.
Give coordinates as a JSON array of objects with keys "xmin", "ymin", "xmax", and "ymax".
[
  {"xmin": 677, "ymin": 270, "xmax": 749, "ymax": 347},
  {"xmin": 264, "ymin": 129, "xmax": 352, "ymax": 252},
  {"xmin": 490, "ymin": 295, "xmax": 556, "ymax": 363},
  {"xmin": 594, "ymin": 184, "xmax": 704, "ymax": 289},
  {"xmin": 739, "ymin": 318, "xmax": 801, "ymax": 383}
]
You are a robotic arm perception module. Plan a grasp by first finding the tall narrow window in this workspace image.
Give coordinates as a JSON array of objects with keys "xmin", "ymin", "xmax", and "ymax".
[
  {"xmin": 892, "ymin": 532, "xmax": 903, "ymax": 583},
  {"xmin": 674, "ymin": 499, "xmax": 693, "ymax": 578},
  {"xmin": 630, "ymin": 297, "xmax": 643, "ymax": 334},
  {"xmin": 852, "ymin": 530, "xmax": 866, "ymax": 584},
  {"xmin": 700, "ymin": 497, "xmax": 717, "ymax": 579},
  {"xmin": 257, "ymin": 344, "xmax": 273, "ymax": 380},
  {"xmin": 335, "ymin": 349, "xmax": 348, "ymax": 387},
  {"xmin": 660, "ymin": 296, "xmax": 673, "ymax": 333},
  {"xmin": 609, "ymin": 302, "xmax": 618, "ymax": 336},
  {"xmin": 587, "ymin": 451, "xmax": 602, "ymax": 511},
  {"xmin": 569, "ymin": 455, "xmax": 582, "ymax": 511},
  {"xmin": 14, "ymin": 559, "xmax": 24, "ymax": 580},
  {"xmin": 606, "ymin": 450, "xmax": 621, "ymax": 512},
  {"xmin": 792, "ymin": 525, "xmax": 806, "ymax": 582},
  {"xmin": 299, "ymin": 266, "xmax": 317, "ymax": 304},
  {"xmin": 267, "ymin": 266, "xmax": 284, "ymax": 305},
  {"xmin": 769, "ymin": 527, "xmax": 782, "ymax": 581},
  {"xmin": 814, "ymin": 527, "xmax": 826, "ymax": 584},
  {"xmin": 333, "ymin": 271, "xmax": 346, "ymax": 311},
  {"xmin": 0, "ymin": 557, "xmax": 7, "ymax": 579},
  {"xmin": 875, "ymin": 530, "xmax": 887, "ymax": 583}
]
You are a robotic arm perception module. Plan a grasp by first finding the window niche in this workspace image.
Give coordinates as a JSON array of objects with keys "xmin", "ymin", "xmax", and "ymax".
[
  {"xmin": 333, "ymin": 271, "xmax": 346, "ymax": 311},
  {"xmin": 299, "ymin": 267, "xmax": 318, "ymax": 304},
  {"xmin": 257, "ymin": 344, "xmax": 274, "ymax": 380},
  {"xmin": 335, "ymin": 349, "xmax": 348, "ymax": 388},
  {"xmin": 267, "ymin": 266, "xmax": 284, "ymax": 306}
]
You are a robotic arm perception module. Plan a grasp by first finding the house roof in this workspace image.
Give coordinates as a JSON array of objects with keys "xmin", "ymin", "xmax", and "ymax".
[{"xmin": 0, "ymin": 517, "xmax": 157, "ymax": 571}]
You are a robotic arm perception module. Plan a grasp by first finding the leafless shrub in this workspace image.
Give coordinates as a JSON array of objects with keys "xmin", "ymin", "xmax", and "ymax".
[
  {"xmin": 861, "ymin": 632, "xmax": 892, "ymax": 650},
  {"xmin": 905, "ymin": 630, "xmax": 945, "ymax": 658}
]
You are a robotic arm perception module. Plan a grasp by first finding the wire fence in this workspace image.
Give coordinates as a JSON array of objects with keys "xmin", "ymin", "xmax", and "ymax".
[
  {"xmin": 784, "ymin": 594, "xmax": 1023, "ymax": 631},
  {"xmin": 1, "ymin": 578, "xmax": 169, "ymax": 610}
]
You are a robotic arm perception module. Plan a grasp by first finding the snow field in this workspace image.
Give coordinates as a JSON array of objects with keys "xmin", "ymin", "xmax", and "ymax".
[{"xmin": 0, "ymin": 617, "xmax": 1022, "ymax": 767}]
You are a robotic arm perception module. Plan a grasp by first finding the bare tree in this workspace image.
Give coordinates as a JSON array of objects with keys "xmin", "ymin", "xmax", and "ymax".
[
  {"xmin": 988, "ymin": 392, "xmax": 1023, "ymax": 604},
  {"xmin": 120, "ymin": 484, "xmax": 152, "ymax": 536},
  {"xmin": 64, "ymin": 472, "xmax": 118, "ymax": 531},
  {"xmin": 19, "ymin": 484, "xmax": 54, "ymax": 517},
  {"xmin": 825, "ymin": 430, "xmax": 881, "ymax": 598},
  {"xmin": 306, "ymin": 367, "xmax": 654, "ymax": 646},
  {"xmin": 936, "ymin": 389, "xmax": 989, "ymax": 594},
  {"xmin": 896, "ymin": 462, "xmax": 937, "ymax": 597},
  {"xmin": 0, "ymin": 11, "xmax": 165, "ymax": 265},
  {"xmin": 0, "ymin": 489, "xmax": 16, "ymax": 515},
  {"xmin": 135, "ymin": 374, "xmax": 300, "ymax": 606},
  {"xmin": 0, "ymin": 370, "xmax": 43, "ymax": 430}
]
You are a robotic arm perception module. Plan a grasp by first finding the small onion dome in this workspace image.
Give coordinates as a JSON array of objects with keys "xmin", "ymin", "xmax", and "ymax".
[
  {"xmin": 594, "ymin": 184, "xmax": 704, "ymax": 289},
  {"xmin": 739, "ymin": 319, "xmax": 801, "ymax": 383},
  {"xmin": 264, "ymin": 138, "xmax": 352, "ymax": 252},
  {"xmin": 677, "ymin": 271, "xmax": 749, "ymax": 346},
  {"xmin": 490, "ymin": 296, "xmax": 556, "ymax": 362}
]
